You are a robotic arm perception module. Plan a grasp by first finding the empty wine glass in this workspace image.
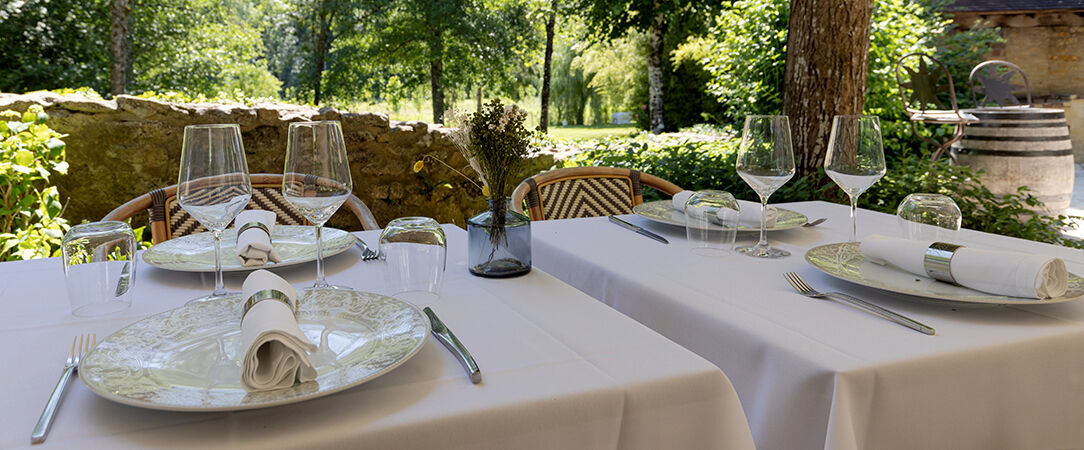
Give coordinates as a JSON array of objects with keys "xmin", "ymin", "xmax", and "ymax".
[
  {"xmin": 283, "ymin": 121, "xmax": 353, "ymax": 291},
  {"xmin": 824, "ymin": 115, "xmax": 886, "ymax": 242},
  {"xmin": 735, "ymin": 115, "xmax": 795, "ymax": 258},
  {"xmin": 178, "ymin": 124, "xmax": 252, "ymax": 302}
]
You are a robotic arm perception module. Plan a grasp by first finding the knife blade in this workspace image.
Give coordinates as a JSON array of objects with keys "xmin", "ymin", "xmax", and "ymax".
[
  {"xmin": 423, "ymin": 307, "xmax": 481, "ymax": 384},
  {"xmin": 608, "ymin": 216, "xmax": 669, "ymax": 244}
]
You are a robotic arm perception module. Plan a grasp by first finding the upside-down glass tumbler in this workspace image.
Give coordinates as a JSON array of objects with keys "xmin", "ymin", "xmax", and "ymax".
[{"xmin": 62, "ymin": 221, "xmax": 136, "ymax": 317}]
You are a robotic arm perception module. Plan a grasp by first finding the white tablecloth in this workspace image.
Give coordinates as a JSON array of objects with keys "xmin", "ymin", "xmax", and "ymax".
[
  {"xmin": 531, "ymin": 201, "xmax": 1084, "ymax": 450},
  {"xmin": 0, "ymin": 225, "xmax": 753, "ymax": 449}
]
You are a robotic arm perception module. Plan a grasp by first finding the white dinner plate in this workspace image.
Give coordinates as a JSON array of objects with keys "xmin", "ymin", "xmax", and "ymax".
[
  {"xmin": 632, "ymin": 199, "xmax": 808, "ymax": 231},
  {"xmin": 142, "ymin": 225, "xmax": 357, "ymax": 272},
  {"xmin": 79, "ymin": 289, "xmax": 429, "ymax": 412},
  {"xmin": 804, "ymin": 242, "xmax": 1084, "ymax": 305}
]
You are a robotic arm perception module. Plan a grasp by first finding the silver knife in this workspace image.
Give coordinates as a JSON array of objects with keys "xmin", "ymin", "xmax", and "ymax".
[
  {"xmin": 423, "ymin": 307, "xmax": 481, "ymax": 384},
  {"xmin": 608, "ymin": 216, "xmax": 669, "ymax": 244}
]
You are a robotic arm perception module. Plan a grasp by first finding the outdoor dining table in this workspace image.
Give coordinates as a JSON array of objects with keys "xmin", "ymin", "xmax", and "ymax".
[
  {"xmin": 531, "ymin": 201, "xmax": 1084, "ymax": 450},
  {"xmin": 0, "ymin": 225, "xmax": 755, "ymax": 449}
]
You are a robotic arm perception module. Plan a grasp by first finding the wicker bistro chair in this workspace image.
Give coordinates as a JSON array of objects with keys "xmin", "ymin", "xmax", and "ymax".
[
  {"xmin": 102, "ymin": 173, "xmax": 379, "ymax": 244},
  {"xmin": 511, "ymin": 167, "xmax": 683, "ymax": 221},
  {"xmin": 895, "ymin": 52, "xmax": 980, "ymax": 162},
  {"xmin": 969, "ymin": 60, "xmax": 1032, "ymax": 108}
]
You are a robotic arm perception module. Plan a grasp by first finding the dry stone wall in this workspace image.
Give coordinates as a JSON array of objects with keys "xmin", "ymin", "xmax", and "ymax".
[{"xmin": 0, "ymin": 92, "xmax": 553, "ymax": 230}]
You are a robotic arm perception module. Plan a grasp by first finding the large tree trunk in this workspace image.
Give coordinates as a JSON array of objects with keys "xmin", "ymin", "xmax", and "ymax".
[
  {"xmin": 313, "ymin": 23, "xmax": 328, "ymax": 105},
  {"xmin": 539, "ymin": 8, "xmax": 556, "ymax": 133},
  {"xmin": 782, "ymin": 0, "xmax": 873, "ymax": 178},
  {"xmin": 109, "ymin": 0, "xmax": 130, "ymax": 96},
  {"xmin": 429, "ymin": 28, "xmax": 445, "ymax": 124},
  {"xmin": 646, "ymin": 5, "xmax": 666, "ymax": 134}
]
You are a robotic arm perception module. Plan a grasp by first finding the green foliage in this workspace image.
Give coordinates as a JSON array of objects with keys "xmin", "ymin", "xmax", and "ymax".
[
  {"xmin": 0, "ymin": 106, "xmax": 71, "ymax": 260},
  {"xmin": 561, "ymin": 134, "xmax": 1081, "ymax": 247},
  {"xmin": 0, "ymin": 0, "xmax": 111, "ymax": 93},
  {"xmin": 674, "ymin": 0, "xmax": 787, "ymax": 122},
  {"xmin": 130, "ymin": 0, "xmax": 282, "ymax": 99}
]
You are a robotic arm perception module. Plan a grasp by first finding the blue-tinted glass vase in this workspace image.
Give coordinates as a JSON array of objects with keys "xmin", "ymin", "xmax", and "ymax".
[{"xmin": 467, "ymin": 198, "xmax": 531, "ymax": 278}]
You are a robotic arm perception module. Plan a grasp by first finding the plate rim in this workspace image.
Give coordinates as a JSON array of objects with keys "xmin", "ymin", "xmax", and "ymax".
[
  {"xmin": 142, "ymin": 225, "xmax": 357, "ymax": 273},
  {"xmin": 632, "ymin": 199, "xmax": 809, "ymax": 231},
  {"xmin": 803, "ymin": 241, "xmax": 1084, "ymax": 305},
  {"xmin": 78, "ymin": 291, "xmax": 430, "ymax": 412}
]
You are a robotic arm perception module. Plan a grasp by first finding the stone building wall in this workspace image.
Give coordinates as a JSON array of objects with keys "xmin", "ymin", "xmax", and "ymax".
[{"xmin": 0, "ymin": 92, "xmax": 553, "ymax": 230}]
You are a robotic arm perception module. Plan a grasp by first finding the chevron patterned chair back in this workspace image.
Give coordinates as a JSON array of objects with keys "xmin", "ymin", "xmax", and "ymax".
[
  {"xmin": 102, "ymin": 173, "xmax": 379, "ymax": 244},
  {"xmin": 511, "ymin": 167, "xmax": 683, "ymax": 221}
]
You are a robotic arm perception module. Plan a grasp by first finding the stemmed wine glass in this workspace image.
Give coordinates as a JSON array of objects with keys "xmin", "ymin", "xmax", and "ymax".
[
  {"xmin": 177, "ymin": 124, "xmax": 252, "ymax": 302},
  {"xmin": 282, "ymin": 121, "xmax": 353, "ymax": 291},
  {"xmin": 824, "ymin": 115, "xmax": 886, "ymax": 242},
  {"xmin": 736, "ymin": 115, "xmax": 795, "ymax": 258}
]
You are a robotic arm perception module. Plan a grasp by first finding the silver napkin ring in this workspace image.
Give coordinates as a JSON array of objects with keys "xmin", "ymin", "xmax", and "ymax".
[
  {"xmin": 241, "ymin": 289, "xmax": 294, "ymax": 320},
  {"xmin": 924, "ymin": 242, "xmax": 963, "ymax": 284},
  {"xmin": 238, "ymin": 222, "xmax": 270, "ymax": 237}
]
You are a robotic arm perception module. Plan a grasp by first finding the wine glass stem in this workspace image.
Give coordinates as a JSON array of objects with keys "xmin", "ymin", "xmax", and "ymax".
[
  {"xmin": 314, "ymin": 224, "xmax": 328, "ymax": 288},
  {"xmin": 849, "ymin": 195, "xmax": 858, "ymax": 242},
  {"xmin": 757, "ymin": 195, "xmax": 770, "ymax": 249},
  {"xmin": 212, "ymin": 229, "xmax": 226, "ymax": 296}
]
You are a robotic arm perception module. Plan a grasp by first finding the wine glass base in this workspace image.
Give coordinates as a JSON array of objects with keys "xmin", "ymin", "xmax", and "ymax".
[
  {"xmin": 186, "ymin": 292, "xmax": 242, "ymax": 305},
  {"xmin": 303, "ymin": 284, "xmax": 354, "ymax": 293},
  {"xmin": 736, "ymin": 246, "xmax": 791, "ymax": 259}
]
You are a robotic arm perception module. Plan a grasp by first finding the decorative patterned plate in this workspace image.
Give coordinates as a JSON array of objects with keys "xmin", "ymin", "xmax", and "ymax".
[
  {"xmin": 143, "ymin": 226, "xmax": 356, "ymax": 272},
  {"xmin": 79, "ymin": 289, "xmax": 429, "ymax": 412},
  {"xmin": 632, "ymin": 200, "xmax": 808, "ymax": 231},
  {"xmin": 804, "ymin": 242, "xmax": 1084, "ymax": 305}
]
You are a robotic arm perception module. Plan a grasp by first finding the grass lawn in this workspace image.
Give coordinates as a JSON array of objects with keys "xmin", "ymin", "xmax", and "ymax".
[{"xmin": 548, "ymin": 124, "xmax": 639, "ymax": 141}]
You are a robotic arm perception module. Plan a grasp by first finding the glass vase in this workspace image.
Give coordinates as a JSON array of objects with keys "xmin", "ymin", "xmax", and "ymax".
[{"xmin": 467, "ymin": 198, "xmax": 531, "ymax": 278}]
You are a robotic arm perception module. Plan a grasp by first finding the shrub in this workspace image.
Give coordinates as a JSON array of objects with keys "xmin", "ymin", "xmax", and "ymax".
[
  {"xmin": 0, "ymin": 106, "xmax": 71, "ymax": 260},
  {"xmin": 561, "ymin": 133, "xmax": 1082, "ymax": 248}
]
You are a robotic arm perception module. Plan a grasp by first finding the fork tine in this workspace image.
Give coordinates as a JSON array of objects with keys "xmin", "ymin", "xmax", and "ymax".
[
  {"xmin": 783, "ymin": 272, "xmax": 801, "ymax": 292},
  {"xmin": 68, "ymin": 336, "xmax": 77, "ymax": 362},
  {"xmin": 790, "ymin": 272, "xmax": 812, "ymax": 293}
]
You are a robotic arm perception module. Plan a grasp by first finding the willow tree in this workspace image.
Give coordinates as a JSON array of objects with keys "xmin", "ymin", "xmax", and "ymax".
[{"xmin": 571, "ymin": 0, "xmax": 725, "ymax": 134}]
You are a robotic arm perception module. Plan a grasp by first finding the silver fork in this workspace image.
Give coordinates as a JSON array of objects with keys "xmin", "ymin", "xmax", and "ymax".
[
  {"xmin": 354, "ymin": 238, "xmax": 380, "ymax": 261},
  {"xmin": 783, "ymin": 272, "xmax": 935, "ymax": 335},
  {"xmin": 32, "ymin": 334, "xmax": 95, "ymax": 444}
]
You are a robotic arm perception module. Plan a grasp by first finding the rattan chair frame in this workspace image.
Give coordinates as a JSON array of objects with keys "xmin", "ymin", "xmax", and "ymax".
[
  {"xmin": 511, "ymin": 166, "xmax": 683, "ymax": 221},
  {"xmin": 102, "ymin": 173, "xmax": 379, "ymax": 244}
]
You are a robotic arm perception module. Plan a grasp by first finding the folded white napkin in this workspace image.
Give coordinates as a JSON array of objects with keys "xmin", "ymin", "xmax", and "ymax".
[
  {"xmin": 235, "ymin": 210, "xmax": 282, "ymax": 266},
  {"xmin": 240, "ymin": 269, "xmax": 317, "ymax": 392},
  {"xmin": 672, "ymin": 191, "xmax": 776, "ymax": 227},
  {"xmin": 860, "ymin": 234, "xmax": 1068, "ymax": 299}
]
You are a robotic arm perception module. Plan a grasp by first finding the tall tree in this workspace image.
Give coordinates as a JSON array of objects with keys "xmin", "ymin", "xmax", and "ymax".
[
  {"xmin": 109, "ymin": 0, "xmax": 131, "ymax": 95},
  {"xmin": 539, "ymin": 4, "xmax": 557, "ymax": 132},
  {"xmin": 782, "ymin": 0, "xmax": 874, "ymax": 178},
  {"xmin": 571, "ymin": 0, "xmax": 724, "ymax": 134},
  {"xmin": 341, "ymin": 0, "xmax": 538, "ymax": 124}
]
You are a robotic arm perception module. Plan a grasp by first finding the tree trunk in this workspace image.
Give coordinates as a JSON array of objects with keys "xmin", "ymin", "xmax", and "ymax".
[
  {"xmin": 109, "ymin": 0, "xmax": 130, "ymax": 96},
  {"xmin": 429, "ymin": 28, "xmax": 445, "ymax": 124},
  {"xmin": 646, "ymin": 6, "xmax": 666, "ymax": 134},
  {"xmin": 313, "ymin": 21, "xmax": 329, "ymax": 105},
  {"xmin": 782, "ymin": 0, "xmax": 873, "ymax": 178},
  {"xmin": 539, "ymin": 8, "xmax": 556, "ymax": 133},
  {"xmin": 476, "ymin": 85, "xmax": 482, "ymax": 112}
]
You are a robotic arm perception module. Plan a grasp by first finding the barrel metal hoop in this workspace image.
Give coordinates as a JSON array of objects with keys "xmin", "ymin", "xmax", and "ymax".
[
  {"xmin": 960, "ymin": 134, "xmax": 1071, "ymax": 143},
  {"xmin": 955, "ymin": 148, "xmax": 1074, "ymax": 157}
]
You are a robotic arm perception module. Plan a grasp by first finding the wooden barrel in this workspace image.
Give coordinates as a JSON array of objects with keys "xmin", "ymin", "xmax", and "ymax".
[{"xmin": 951, "ymin": 107, "xmax": 1074, "ymax": 214}]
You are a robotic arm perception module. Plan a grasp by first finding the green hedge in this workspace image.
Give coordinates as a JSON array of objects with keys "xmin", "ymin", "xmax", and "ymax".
[{"xmin": 561, "ymin": 132, "xmax": 1082, "ymax": 248}]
